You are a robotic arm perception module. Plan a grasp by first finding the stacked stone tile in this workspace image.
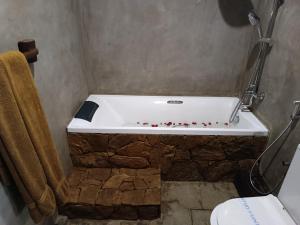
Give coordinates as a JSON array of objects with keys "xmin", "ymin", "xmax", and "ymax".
[
  {"xmin": 68, "ymin": 133, "xmax": 268, "ymax": 181},
  {"xmin": 61, "ymin": 132, "xmax": 267, "ymax": 220},
  {"xmin": 60, "ymin": 168, "xmax": 161, "ymax": 220}
]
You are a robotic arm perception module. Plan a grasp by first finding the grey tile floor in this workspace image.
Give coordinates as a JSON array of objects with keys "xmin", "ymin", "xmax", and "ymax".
[{"xmin": 65, "ymin": 182, "xmax": 239, "ymax": 225}]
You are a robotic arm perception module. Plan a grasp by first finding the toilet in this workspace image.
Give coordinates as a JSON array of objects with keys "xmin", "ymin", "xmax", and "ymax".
[{"xmin": 211, "ymin": 145, "xmax": 300, "ymax": 225}]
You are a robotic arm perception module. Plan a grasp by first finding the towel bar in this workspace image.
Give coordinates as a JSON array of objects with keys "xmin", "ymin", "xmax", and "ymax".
[{"xmin": 18, "ymin": 39, "xmax": 39, "ymax": 63}]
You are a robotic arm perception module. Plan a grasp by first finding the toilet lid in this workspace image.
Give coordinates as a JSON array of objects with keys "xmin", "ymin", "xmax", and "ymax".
[{"xmin": 212, "ymin": 195, "xmax": 297, "ymax": 225}]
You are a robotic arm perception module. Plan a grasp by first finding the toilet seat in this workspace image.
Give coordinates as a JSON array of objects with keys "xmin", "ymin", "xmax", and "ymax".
[
  {"xmin": 210, "ymin": 195, "xmax": 296, "ymax": 225},
  {"xmin": 210, "ymin": 204, "xmax": 221, "ymax": 225}
]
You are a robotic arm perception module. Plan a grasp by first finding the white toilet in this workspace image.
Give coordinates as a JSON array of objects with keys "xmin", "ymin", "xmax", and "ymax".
[{"xmin": 211, "ymin": 145, "xmax": 300, "ymax": 225}]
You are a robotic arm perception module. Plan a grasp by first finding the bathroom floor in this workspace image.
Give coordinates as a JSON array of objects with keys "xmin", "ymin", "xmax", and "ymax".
[{"xmin": 64, "ymin": 181, "xmax": 238, "ymax": 225}]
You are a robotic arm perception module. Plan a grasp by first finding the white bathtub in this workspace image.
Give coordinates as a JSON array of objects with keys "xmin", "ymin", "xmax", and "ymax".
[{"xmin": 67, "ymin": 95, "xmax": 268, "ymax": 136}]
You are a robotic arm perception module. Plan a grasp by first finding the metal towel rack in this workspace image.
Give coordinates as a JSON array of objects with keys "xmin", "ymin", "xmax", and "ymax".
[{"xmin": 18, "ymin": 39, "xmax": 39, "ymax": 63}]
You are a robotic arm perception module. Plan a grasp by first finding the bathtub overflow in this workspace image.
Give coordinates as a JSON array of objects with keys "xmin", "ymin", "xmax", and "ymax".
[{"xmin": 167, "ymin": 100, "xmax": 183, "ymax": 104}]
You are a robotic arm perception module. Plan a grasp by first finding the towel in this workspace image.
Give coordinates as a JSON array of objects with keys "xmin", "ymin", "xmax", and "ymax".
[{"xmin": 0, "ymin": 51, "xmax": 69, "ymax": 223}]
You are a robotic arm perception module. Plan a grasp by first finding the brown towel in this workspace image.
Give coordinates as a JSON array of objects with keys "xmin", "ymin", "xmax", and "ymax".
[{"xmin": 0, "ymin": 51, "xmax": 69, "ymax": 223}]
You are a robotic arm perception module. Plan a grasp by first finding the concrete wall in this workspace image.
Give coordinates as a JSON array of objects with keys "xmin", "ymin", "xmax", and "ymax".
[
  {"xmin": 77, "ymin": 0, "xmax": 256, "ymax": 96},
  {"xmin": 1, "ymin": 0, "xmax": 298, "ymax": 223},
  {"xmin": 0, "ymin": 0, "xmax": 88, "ymax": 224},
  {"xmin": 248, "ymin": 0, "xmax": 300, "ymax": 187},
  {"xmin": 0, "ymin": 184, "xmax": 34, "ymax": 225}
]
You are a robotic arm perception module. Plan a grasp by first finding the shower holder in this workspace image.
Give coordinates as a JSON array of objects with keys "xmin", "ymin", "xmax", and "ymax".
[
  {"xmin": 259, "ymin": 38, "xmax": 273, "ymax": 45},
  {"xmin": 282, "ymin": 161, "xmax": 291, "ymax": 167},
  {"xmin": 256, "ymin": 92, "xmax": 265, "ymax": 101}
]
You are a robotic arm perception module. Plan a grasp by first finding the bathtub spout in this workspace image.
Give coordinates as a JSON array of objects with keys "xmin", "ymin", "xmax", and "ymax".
[
  {"xmin": 229, "ymin": 94, "xmax": 252, "ymax": 123},
  {"xmin": 229, "ymin": 101, "xmax": 242, "ymax": 123}
]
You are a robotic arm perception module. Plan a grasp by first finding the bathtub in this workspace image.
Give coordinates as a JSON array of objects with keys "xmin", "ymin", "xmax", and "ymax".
[
  {"xmin": 67, "ymin": 95, "xmax": 269, "ymax": 182},
  {"xmin": 68, "ymin": 95, "xmax": 268, "ymax": 136}
]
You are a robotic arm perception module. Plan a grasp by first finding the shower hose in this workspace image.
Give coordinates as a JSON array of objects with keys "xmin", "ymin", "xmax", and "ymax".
[{"xmin": 249, "ymin": 118, "xmax": 297, "ymax": 195}]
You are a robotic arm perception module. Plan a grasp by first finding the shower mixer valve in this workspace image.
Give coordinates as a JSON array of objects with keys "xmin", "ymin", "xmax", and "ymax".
[{"xmin": 243, "ymin": 90, "xmax": 265, "ymax": 106}]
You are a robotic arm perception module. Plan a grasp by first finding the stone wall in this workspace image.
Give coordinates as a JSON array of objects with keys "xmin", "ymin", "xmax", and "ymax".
[
  {"xmin": 60, "ymin": 168, "xmax": 161, "ymax": 220},
  {"xmin": 68, "ymin": 133, "xmax": 268, "ymax": 182}
]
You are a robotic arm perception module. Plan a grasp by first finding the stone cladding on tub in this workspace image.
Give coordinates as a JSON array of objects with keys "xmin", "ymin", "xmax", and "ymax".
[
  {"xmin": 68, "ymin": 133, "xmax": 268, "ymax": 182},
  {"xmin": 60, "ymin": 168, "xmax": 161, "ymax": 220}
]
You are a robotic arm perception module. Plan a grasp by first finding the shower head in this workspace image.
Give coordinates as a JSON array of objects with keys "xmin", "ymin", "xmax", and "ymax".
[
  {"xmin": 248, "ymin": 11, "xmax": 263, "ymax": 39},
  {"xmin": 248, "ymin": 11, "xmax": 260, "ymax": 26}
]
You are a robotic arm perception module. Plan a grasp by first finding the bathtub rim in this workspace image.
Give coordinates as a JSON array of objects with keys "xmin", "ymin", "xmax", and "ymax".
[{"xmin": 68, "ymin": 95, "xmax": 269, "ymax": 136}]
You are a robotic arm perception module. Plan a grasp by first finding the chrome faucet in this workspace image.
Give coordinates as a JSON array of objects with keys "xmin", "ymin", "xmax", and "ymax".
[{"xmin": 229, "ymin": 0, "xmax": 284, "ymax": 123}]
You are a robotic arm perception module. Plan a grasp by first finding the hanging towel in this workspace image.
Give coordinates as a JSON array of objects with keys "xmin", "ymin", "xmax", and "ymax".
[{"xmin": 0, "ymin": 51, "xmax": 69, "ymax": 223}]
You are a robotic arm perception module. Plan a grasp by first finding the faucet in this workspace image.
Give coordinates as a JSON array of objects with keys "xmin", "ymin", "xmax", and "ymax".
[{"xmin": 229, "ymin": 0, "xmax": 284, "ymax": 124}]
